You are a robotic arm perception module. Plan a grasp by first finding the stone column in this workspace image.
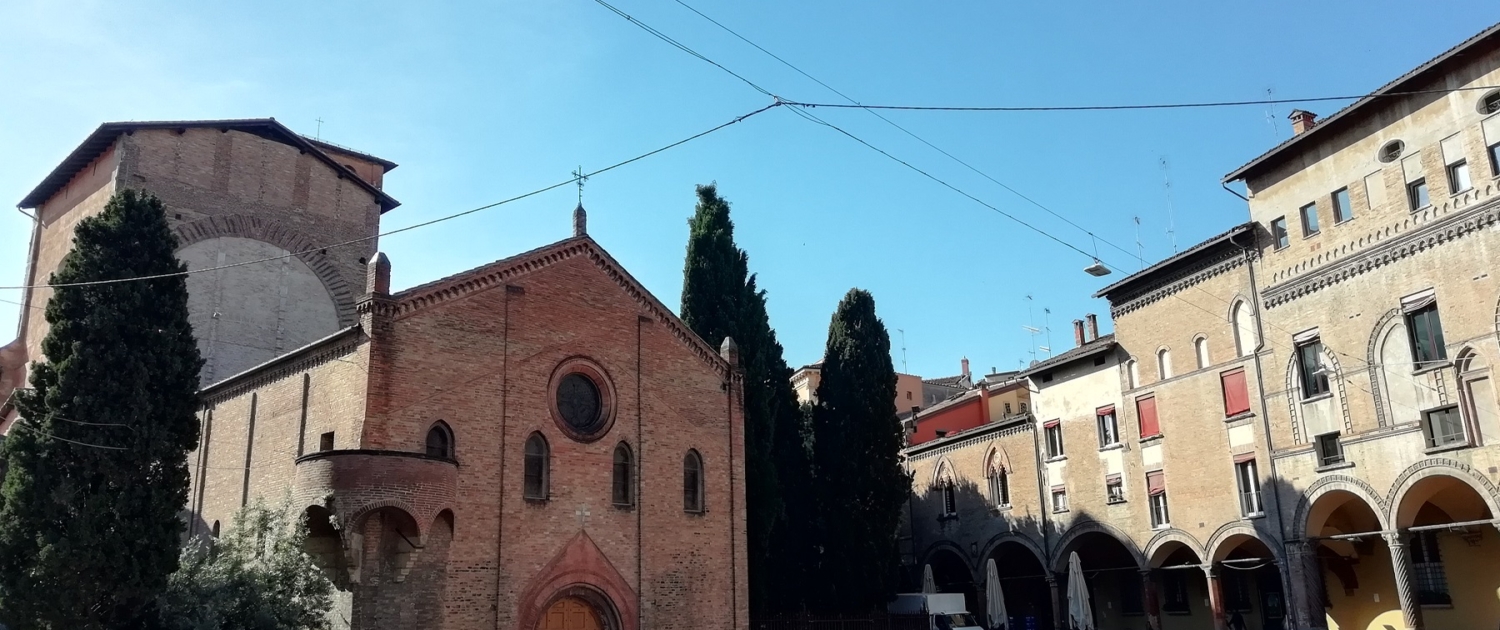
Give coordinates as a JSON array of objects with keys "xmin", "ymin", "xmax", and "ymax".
[
  {"xmin": 1203, "ymin": 564, "xmax": 1228, "ymax": 630},
  {"xmin": 1383, "ymin": 532, "xmax": 1425, "ymax": 630},
  {"xmin": 1286, "ymin": 540, "xmax": 1327, "ymax": 630},
  {"xmin": 1046, "ymin": 573, "xmax": 1063, "ymax": 630},
  {"xmin": 1140, "ymin": 569, "xmax": 1162, "ymax": 630}
]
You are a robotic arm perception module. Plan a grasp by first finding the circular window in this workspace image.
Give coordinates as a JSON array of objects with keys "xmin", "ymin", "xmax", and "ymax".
[
  {"xmin": 548, "ymin": 359, "xmax": 615, "ymax": 442},
  {"xmin": 1481, "ymin": 90, "xmax": 1500, "ymax": 115},
  {"xmin": 1378, "ymin": 139, "xmax": 1405, "ymax": 163}
]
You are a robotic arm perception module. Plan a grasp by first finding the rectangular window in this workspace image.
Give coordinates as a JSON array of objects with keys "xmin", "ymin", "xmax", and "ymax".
[
  {"xmin": 1147, "ymin": 470, "xmax": 1168, "ymax": 528},
  {"xmin": 1235, "ymin": 457, "xmax": 1263, "ymax": 516},
  {"xmin": 1408, "ymin": 178, "xmax": 1430, "ymax": 210},
  {"xmin": 1045, "ymin": 421, "xmax": 1064, "ymax": 458},
  {"xmin": 1051, "ymin": 486, "xmax": 1069, "ymax": 513},
  {"xmin": 1271, "ymin": 217, "xmax": 1289, "ymax": 249},
  {"xmin": 1297, "ymin": 341, "xmax": 1330, "ymax": 398},
  {"xmin": 1119, "ymin": 573, "xmax": 1144, "ymax": 615},
  {"xmin": 1221, "ymin": 368, "xmax": 1251, "ymax": 417},
  {"xmin": 1136, "ymin": 395, "xmax": 1160, "ymax": 439},
  {"xmin": 1097, "ymin": 406, "xmax": 1119, "ymax": 448},
  {"xmin": 1332, "ymin": 187, "xmax": 1353, "ymax": 223},
  {"xmin": 1106, "ymin": 474, "xmax": 1125, "ymax": 504},
  {"xmin": 941, "ymin": 482, "xmax": 957, "ymax": 516},
  {"xmin": 1488, "ymin": 115, "xmax": 1500, "ymax": 176},
  {"xmin": 1491, "ymin": 141, "xmax": 1500, "ymax": 177},
  {"xmin": 1448, "ymin": 161, "xmax": 1472, "ymax": 193},
  {"xmin": 1423, "ymin": 405, "xmax": 1466, "ymax": 449},
  {"xmin": 1405, "ymin": 302, "xmax": 1448, "ymax": 366},
  {"xmin": 319, "ymin": 431, "xmax": 334, "ymax": 451},
  {"xmin": 1300, "ymin": 202, "xmax": 1320, "ymax": 236},
  {"xmin": 1224, "ymin": 571, "xmax": 1254, "ymax": 612},
  {"xmin": 1316, "ymin": 432, "xmax": 1344, "ymax": 467},
  {"xmin": 1163, "ymin": 571, "xmax": 1190, "ymax": 614},
  {"xmin": 1410, "ymin": 531, "xmax": 1452, "ymax": 606}
]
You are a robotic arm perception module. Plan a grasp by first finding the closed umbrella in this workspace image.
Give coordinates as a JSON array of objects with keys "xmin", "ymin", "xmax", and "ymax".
[
  {"xmin": 985, "ymin": 558, "xmax": 1007, "ymax": 629},
  {"xmin": 1066, "ymin": 552, "xmax": 1095, "ymax": 630},
  {"xmin": 922, "ymin": 564, "xmax": 937, "ymax": 593}
]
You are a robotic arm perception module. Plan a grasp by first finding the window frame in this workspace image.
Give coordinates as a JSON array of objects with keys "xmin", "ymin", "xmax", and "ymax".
[
  {"xmin": 1405, "ymin": 303, "xmax": 1448, "ymax": 367},
  {"xmin": 524, "ymin": 432, "xmax": 550, "ymax": 501},
  {"xmin": 1332, "ymin": 187, "xmax": 1353, "ymax": 223},
  {"xmin": 1410, "ymin": 531, "xmax": 1452, "ymax": 606},
  {"xmin": 683, "ymin": 449, "xmax": 706, "ymax": 514},
  {"xmin": 1096, "ymin": 407, "xmax": 1119, "ymax": 448},
  {"xmin": 1050, "ymin": 487, "xmax": 1069, "ymax": 513},
  {"xmin": 1448, "ymin": 160, "xmax": 1472, "ymax": 194},
  {"xmin": 1315, "ymin": 432, "xmax": 1345, "ymax": 468},
  {"xmin": 1422, "ymin": 404, "xmax": 1467, "ymax": 450},
  {"xmin": 1105, "ymin": 475, "xmax": 1125, "ymax": 504},
  {"xmin": 612, "ymin": 442, "xmax": 635, "ymax": 508},
  {"xmin": 424, "ymin": 421, "xmax": 453, "ymax": 459},
  {"xmin": 1136, "ymin": 395, "xmax": 1160, "ymax": 439},
  {"xmin": 1235, "ymin": 459, "xmax": 1263, "ymax": 517},
  {"xmin": 1300, "ymin": 202, "xmax": 1320, "ymax": 237},
  {"xmin": 1296, "ymin": 340, "xmax": 1330, "ymax": 398},
  {"xmin": 1221, "ymin": 368, "xmax": 1251, "ymax": 417},
  {"xmin": 1271, "ymin": 217, "xmax": 1290, "ymax": 250},
  {"xmin": 1407, "ymin": 177, "xmax": 1430, "ymax": 210},
  {"xmin": 1149, "ymin": 492, "xmax": 1170, "ymax": 529},
  {"xmin": 1490, "ymin": 140, "xmax": 1500, "ymax": 177},
  {"xmin": 1162, "ymin": 571, "xmax": 1191, "ymax": 614},
  {"xmin": 988, "ymin": 462, "xmax": 1011, "ymax": 509},
  {"xmin": 1045, "ymin": 421, "xmax": 1065, "ymax": 459},
  {"xmin": 1156, "ymin": 348, "xmax": 1172, "ymax": 380}
]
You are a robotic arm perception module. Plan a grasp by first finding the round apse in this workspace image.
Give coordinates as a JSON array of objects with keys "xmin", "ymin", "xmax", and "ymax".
[{"xmin": 549, "ymin": 359, "xmax": 615, "ymax": 442}]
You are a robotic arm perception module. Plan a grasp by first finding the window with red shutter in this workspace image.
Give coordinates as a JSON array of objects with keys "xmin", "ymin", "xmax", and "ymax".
[
  {"xmin": 1136, "ymin": 395, "xmax": 1160, "ymax": 438},
  {"xmin": 1221, "ymin": 368, "xmax": 1250, "ymax": 417}
]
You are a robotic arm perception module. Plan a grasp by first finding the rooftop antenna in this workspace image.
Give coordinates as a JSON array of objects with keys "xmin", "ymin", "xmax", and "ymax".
[
  {"xmin": 1264, "ymin": 86, "xmax": 1280, "ymax": 137},
  {"xmin": 1160, "ymin": 156, "xmax": 1178, "ymax": 253},
  {"xmin": 897, "ymin": 328, "xmax": 908, "ymax": 373},
  {"xmin": 1023, "ymin": 295, "xmax": 1040, "ymax": 364},
  {"xmin": 1133, "ymin": 216, "xmax": 1146, "ymax": 269},
  {"xmin": 572, "ymin": 165, "xmax": 588, "ymax": 206},
  {"xmin": 314, "ymin": 117, "xmax": 324, "ymax": 140},
  {"xmin": 1042, "ymin": 307, "xmax": 1053, "ymax": 358}
]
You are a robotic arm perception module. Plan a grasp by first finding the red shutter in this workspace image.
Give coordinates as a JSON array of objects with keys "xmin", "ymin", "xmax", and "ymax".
[
  {"xmin": 1137, "ymin": 395, "xmax": 1160, "ymax": 438},
  {"xmin": 1233, "ymin": 452, "xmax": 1256, "ymax": 464},
  {"xmin": 1044, "ymin": 419, "xmax": 1061, "ymax": 429},
  {"xmin": 1221, "ymin": 369, "xmax": 1250, "ymax": 417},
  {"xmin": 1146, "ymin": 470, "xmax": 1166, "ymax": 496},
  {"xmin": 1096, "ymin": 405, "xmax": 1115, "ymax": 416}
]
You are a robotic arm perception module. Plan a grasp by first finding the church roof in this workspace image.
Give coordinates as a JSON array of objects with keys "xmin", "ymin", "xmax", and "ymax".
[
  {"xmin": 390, "ymin": 235, "xmax": 735, "ymax": 375},
  {"xmin": 18, "ymin": 118, "xmax": 401, "ymax": 212}
]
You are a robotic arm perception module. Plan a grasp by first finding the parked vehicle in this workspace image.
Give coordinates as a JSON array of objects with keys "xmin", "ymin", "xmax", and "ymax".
[{"xmin": 886, "ymin": 593, "xmax": 983, "ymax": 630}]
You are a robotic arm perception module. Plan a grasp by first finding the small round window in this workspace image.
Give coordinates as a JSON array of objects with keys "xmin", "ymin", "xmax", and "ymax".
[
  {"xmin": 1377, "ymin": 139, "xmax": 1405, "ymax": 163},
  {"xmin": 1481, "ymin": 90, "xmax": 1500, "ymax": 115},
  {"xmin": 557, "ymin": 374, "xmax": 602, "ymax": 431}
]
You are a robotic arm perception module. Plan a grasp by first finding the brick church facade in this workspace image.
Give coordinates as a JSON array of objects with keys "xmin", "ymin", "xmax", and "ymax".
[{"xmin": 1, "ymin": 120, "xmax": 749, "ymax": 630}]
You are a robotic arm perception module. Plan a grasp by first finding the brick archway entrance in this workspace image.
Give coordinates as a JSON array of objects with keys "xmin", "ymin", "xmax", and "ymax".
[{"xmin": 541, "ymin": 597, "xmax": 604, "ymax": 630}]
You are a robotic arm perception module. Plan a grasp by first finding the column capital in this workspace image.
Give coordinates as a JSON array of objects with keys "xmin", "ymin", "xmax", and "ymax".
[
  {"xmin": 1382, "ymin": 531, "xmax": 1406, "ymax": 548},
  {"xmin": 1201, "ymin": 563, "xmax": 1219, "ymax": 579},
  {"xmin": 1285, "ymin": 539, "xmax": 1313, "ymax": 557}
]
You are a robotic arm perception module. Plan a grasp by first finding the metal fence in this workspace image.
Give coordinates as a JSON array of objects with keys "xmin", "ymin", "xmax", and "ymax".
[{"xmin": 748, "ymin": 613, "xmax": 930, "ymax": 630}]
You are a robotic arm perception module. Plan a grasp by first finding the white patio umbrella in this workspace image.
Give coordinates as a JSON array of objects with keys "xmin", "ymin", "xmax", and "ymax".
[
  {"xmin": 985, "ymin": 558, "xmax": 1008, "ymax": 629},
  {"xmin": 922, "ymin": 564, "xmax": 937, "ymax": 593},
  {"xmin": 1066, "ymin": 552, "xmax": 1095, "ymax": 630}
]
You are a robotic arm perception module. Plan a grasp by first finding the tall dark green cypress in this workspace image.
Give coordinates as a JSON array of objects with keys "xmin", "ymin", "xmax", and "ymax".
[
  {"xmin": 808, "ymin": 289, "xmax": 912, "ymax": 614},
  {"xmin": 0, "ymin": 189, "xmax": 203, "ymax": 629},
  {"xmin": 680, "ymin": 184, "xmax": 806, "ymax": 614}
]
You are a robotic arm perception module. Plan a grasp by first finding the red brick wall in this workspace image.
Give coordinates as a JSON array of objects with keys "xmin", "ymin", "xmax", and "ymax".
[{"xmin": 910, "ymin": 398, "xmax": 985, "ymax": 445}]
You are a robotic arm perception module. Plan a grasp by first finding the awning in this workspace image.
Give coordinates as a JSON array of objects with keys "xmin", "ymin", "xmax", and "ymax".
[{"xmin": 1146, "ymin": 470, "xmax": 1166, "ymax": 496}]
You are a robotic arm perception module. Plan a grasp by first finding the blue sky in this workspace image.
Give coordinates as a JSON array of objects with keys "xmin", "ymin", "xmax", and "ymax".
[{"xmin": 2, "ymin": 0, "xmax": 1496, "ymax": 380}]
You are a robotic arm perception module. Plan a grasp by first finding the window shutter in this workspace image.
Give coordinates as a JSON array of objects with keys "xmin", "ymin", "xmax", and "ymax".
[
  {"xmin": 1044, "ymin": 419, "xmax": 1061, "ymax": 429},
  {"xmin": 1364, "ymin": 171, "xmax": 1387, "ymax": 212},
  {"xmin": 1401, "ymin": 288, "xmax": 1437, "ymax": 314},
  {"xmin": 1105, "ymin": 473, "xmax": 1122, "ymax": 484},
  {"xmin": 1441, "ymin": 134, "xmax": 1465, "ymax": 165},
  {"xmin": 1221, "ymin": 369, "xmax": 1250, "ymax": 416},
  {"xmin": 1146, "ymin": 470, "xmax": 1166, "ymax": 496},
  {"xmin": 1293, "ymin": 327, "xmax": 1320, "ymax": 345},
  {"xmin": 1233, "ymin": 452, "xmax": 1256, "ymax": 464},
  {"xmin": 1137, "ymin": 395, "xmax": 1160, "ymax": 438},
  {"xmin": 1096, "ymin": 405, "xmax": 1115, "ymax": 416},
  {"xmin": 1402, "ymin": 153, "xmax": 1424, "ymax": 182}
]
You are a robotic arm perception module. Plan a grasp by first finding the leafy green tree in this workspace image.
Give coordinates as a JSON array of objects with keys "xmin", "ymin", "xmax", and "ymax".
[
  {"xmin": 158, "ymin": 498, "xmax": 335, "ymax": 630},
  {"xmin": 680, "ymin": 184, "xmax": 807, "ymax": 613},
  {"xmin": 0, "ymin": 189, "xmax": 204, "ymax": 629},
  {"xmin": 808, "ymin": 289, "xmax": 912, "ymax": 613}
]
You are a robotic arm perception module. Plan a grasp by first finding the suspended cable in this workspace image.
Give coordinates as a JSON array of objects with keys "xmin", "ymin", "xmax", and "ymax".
[{"xmin": 781, "ymin": 85, "xmax": 1500, "ymax": 112}]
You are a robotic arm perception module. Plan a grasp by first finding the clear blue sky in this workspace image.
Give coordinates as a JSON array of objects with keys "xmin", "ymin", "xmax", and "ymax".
[{"xmin": 3, "ymin": 0, "xmax": 1496, "ymax": 380}]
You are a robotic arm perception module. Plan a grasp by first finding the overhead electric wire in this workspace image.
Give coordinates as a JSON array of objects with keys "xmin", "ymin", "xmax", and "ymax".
[
  {"xmin": 670, "ymin": 0, "xmax": 1139, "ymax": 261},
  {"xmin": 0, "ymin": 100, "xmax": 781, "ymax": 292},
  {"xmin": 592, "ymin": 0, "xmax": 776, "ymax": 98},
  {"xmin": 781, "ymin": 85, "xmax": 1500, "ymax": 112}
]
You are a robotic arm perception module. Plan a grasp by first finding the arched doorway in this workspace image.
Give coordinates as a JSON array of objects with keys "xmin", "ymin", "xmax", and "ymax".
[
  {"xmin": 984, "ymin": 539, "xmax": 1052, "ymax": 630},
  {"xmin": 541, "ymin": 597, "xmax": 603, "ymax": 630},
  {"xmin": 1391, "ymin": 470, "xmax": 1500, "ymax": 627},
  {"xmin": 1210, "ymin": 533, "xmax": 1285, "ymax": 630},
  {"xmin": 1148, "ymin": 540, "xmax": 1211, "ymax": 630},
  {"xmin": 1303, "ymin": 488, "xmax": 1397, "ymax": 630},
  {"xmin": 1053, "ymin": 529, "xmax": 1143, "ymax": 630},
  {"xmin": 925, "ymin": 546, "xmax": 978, "ymax": 613}
]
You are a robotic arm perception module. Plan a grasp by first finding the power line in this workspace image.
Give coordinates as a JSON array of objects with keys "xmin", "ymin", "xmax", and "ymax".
[
  {"xmin": 591, "ymin": 0, "xmax": 775, "ymax": 98},
  {"xmin": 781, "ymin": 85, "xmax": 1500, "ymax": 112},
  {"xmin": 669, "ymin": 0, "xmax": 1139, "ymax": 261},
  {"xmin": 10, "ymin": 418, "xmax": 127, "ymax": 451},
  {"xmin": 0, "ymin": 101, "xmax": 781, "ymax": 292}
]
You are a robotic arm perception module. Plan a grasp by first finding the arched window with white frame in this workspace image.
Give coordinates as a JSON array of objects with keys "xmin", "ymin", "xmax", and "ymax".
[
  {"xmin": 1157, "ymin": 348, "xmax": 1173, "ymax": 381},
  {"xmin": 1194, "ymin": 336, "xmax": 1210, "ymax": 369},
  {"xmin": 1232, "ymin": 300, "xmax": 1256, "ymax": 357},
  {"xmin": 985, "ymin": 451, "xmax": 1009, "ymax": 508}
]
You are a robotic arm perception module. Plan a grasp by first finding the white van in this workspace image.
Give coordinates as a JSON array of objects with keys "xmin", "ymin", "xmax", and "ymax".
[{"xmin": 887, "ymin": 593, "xmax": 984, "ymax": 630}]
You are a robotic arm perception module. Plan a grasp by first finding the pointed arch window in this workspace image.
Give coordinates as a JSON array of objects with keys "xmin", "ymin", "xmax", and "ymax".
[
  {"xmin": 612, "ymin": 442, "xmax": 635, "ymax": 507},
  {"xmin": 986, "ymin": 454, "xmax": 1010, "ymax": 508},
  {"xmin": 524, "ymin": 433, "xmax": 550, "ymax": 500},
  {"xmin": 1232, "ymin": 300, "xmax": 1256, "ymax": 357},
  {"xmin": 425, "ymin": 422, "xmax": 453, "ymax": 459},
  {"xmin": 683, "ymin": 450, "xmax": 705, "ymax": 513}
]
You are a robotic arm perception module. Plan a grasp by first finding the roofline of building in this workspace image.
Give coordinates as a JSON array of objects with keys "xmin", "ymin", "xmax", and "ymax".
[
  {"xmin": 1020, "ymin": 335, "xmax": 1117, "ymax": 378},
  {"xmin": 1092, "ymin": 223, "xmax": 1255, "ymax": 300},
  {"xmin": 18, "ymin": 119, "xmax": 401, "ymax": 212},
  {"xmin": 902, "ymin": 413, "xmax": 1034, "ymax": 457},
  {"xmin": 198, "ymin": 325, "xmax": 364, "ymax": 397},
  {"xmin": 304, "ymin": 137, "xmax": 399, "ymax": 170},
  {"xmin": 1222, "ymin": 21, "xmax": 1500, "ymax": 184}
]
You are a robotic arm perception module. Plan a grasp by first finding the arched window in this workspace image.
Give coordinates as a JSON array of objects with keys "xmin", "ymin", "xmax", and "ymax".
[
  {"xmin": 1232, "ymin": 300, "xmax": 1256, "ymax": 357},
  {"xmin": 986, "ymin": 453, "xmax": 1010, "ymax": 508},
  {"xmin": 683, "ymin": 450, "xmax": 705, "ymax": 513},
  {"xmin": 612, "ymin": 442, "xmax": 634, "ymax": 507},
  {"xmin": 524, "ymin": 433, "xmax": 549, "ymax": 500},
  {"xmin": 425, "ymin": 422, "xmax": 453, "ymax": 458},
  {"xmin": 1127, "ymin": 359, "xmax": 1140, "ymax": 389},
  {"xmin": 1194, "ymin": 336, "xmax": 1210, "ymax": 369},
  {"xmin": 1457, "ymin": 350, "xmax": 1498, "ymax": 445},
  {"xmin": 1157, "ymin": 348, "xmax": 1173, "ymax": 380}
]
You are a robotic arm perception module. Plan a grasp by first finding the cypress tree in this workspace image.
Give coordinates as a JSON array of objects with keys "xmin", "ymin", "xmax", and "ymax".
[
  {"xmin": 808, "ymin": 289, "xmax": 912, "ymax": 613},
  {"xmin": 680, "ymin": 184, "xmax": 805, "ymax": 614},
  {"xmin": 0, "ymin": 189, "xmax": 204, "ymax": 629}
]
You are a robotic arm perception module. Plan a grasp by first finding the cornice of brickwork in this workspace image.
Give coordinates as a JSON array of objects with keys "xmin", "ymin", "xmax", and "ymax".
[
  {"xmin": 200, "ymin": 326, "xmax": 364, "ymax": 404},
  {"xmin": 1262, "ymin": 192, "xmax": 1500, "ymax": 309},
  {"xmin": 1109, "ymin": 252, "xmax": 1245, "ymax": 319},
  {"xmin": 904, "ymin": 418, "xmax": 1034, "ymax": 461}
]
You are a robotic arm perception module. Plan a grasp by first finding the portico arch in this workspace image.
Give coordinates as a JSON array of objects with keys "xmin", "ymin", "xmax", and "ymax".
[
  {"xmin": 1144, "ymin": 528, "xmax": 1205, "ymax": 568},
  {"xmin": 1386, "ymin": 462, "xmax": 1500, "ymax": 627},
  {"xmin": 1387, "ymin": 459, "xmax": 1500, "ymax": 528}
]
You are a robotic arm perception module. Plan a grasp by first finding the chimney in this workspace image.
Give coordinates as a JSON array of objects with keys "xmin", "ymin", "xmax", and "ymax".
[
  {"xmin": 1086, "ymin": 314, "xmax": 1099, "ymax": 342},
  {"xmin": 1289, "ymin": 110, "xmax": 1317, "ymax": 135},
  {"xmin": 1073, "ymin": 319, "xmax": 1086, "ymax": 347},
  {"xmin": 961, "ymin": 357, "xmax": 970, "ymax": 379}
]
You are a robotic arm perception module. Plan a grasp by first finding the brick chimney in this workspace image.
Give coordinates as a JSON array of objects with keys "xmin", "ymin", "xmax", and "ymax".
[
  {"xmin": 1073, "ymin": 319, "xmax": 1086, "ymax": 347},
  {"xmin": 1289, "ymin": 110, "xmax": 1318, "ymax": 135},
  {"xmin": 1086, "ymin": 314, "xmax": 1099, "ymax": 342},
  {"xmin": 961, "ymin": 357, "xmax": 970, "ymax": 379}
]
